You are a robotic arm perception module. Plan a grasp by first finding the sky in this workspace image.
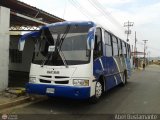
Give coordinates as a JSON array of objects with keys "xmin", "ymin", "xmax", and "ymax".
[{"xmin": 20, "ymin": 0, "xmax": 160, "ymax": 57}]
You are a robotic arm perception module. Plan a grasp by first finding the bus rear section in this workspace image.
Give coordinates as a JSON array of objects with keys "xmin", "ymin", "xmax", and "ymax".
[{"xmin": 91, "ymin": 27, "xmax": 131, "ymax": 102}]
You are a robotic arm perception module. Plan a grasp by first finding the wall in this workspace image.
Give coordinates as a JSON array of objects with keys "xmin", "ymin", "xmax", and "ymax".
[
  {"xmin": 9, "ymin": 35, "xmax": 34, "ymax": 72},
  {"xmin": 0, "ymin": 6, "xmax": 10, "ymax": 91}
]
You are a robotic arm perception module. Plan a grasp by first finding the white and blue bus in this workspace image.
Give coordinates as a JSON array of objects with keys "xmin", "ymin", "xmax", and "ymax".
[{"xmin": 19, "ymin": 21, "xmax": 131, "ymax": 102}]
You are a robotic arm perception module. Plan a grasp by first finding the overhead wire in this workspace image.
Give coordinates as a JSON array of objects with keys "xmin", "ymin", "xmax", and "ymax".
[
  {"xmin": 69, "ymin": 0, "xmax": 158, "ymax": 56},
  {"xmin": 87, "ymin": 0, "xmax": 124, "ymax": 31},
  {"xmin": 136, "ymin": 41, "xmax": 160, "ymax": 52},
  {"xmin": 68, "ymin": 0, "xmax": 96, "ymax": 21},
  {"xmin": 69, "ymin": 0, "xmax": 126, "ymax": 34},
  {"xmin": 68, "ymin": 0, "xmax": 107, "ymax": 28}
]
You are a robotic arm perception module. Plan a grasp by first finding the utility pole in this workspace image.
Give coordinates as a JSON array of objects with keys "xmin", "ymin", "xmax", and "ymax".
[
  {"xmin": 124, "ymin": 21, "xmax": 134, "ymax": 42},
  {"xmin": 142, "ymin": 40, "xmax": 148, "ymax": 65}
]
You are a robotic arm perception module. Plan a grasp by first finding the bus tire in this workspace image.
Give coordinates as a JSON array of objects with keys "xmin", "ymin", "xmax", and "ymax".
[
  {"xmin": 120, "ymin": 72, "xmax": 127, "ymax": 86},
  {"xmin": 89, "ymin": 81, "xmax": 102, "ymax": 104}
]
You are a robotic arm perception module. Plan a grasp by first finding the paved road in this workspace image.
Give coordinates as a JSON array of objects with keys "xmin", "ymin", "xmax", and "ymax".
[{"xmin": 2, "ymin": 65, "xmax": 160, "ymax": 116}]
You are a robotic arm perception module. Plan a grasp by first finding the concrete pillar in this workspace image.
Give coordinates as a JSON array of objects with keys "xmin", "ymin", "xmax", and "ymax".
[{"xmin": 0, "ymin": 6, "xmax": 10, "ymax": 91}]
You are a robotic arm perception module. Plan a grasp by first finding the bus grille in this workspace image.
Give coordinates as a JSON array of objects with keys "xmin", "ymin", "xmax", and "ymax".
[
  {"xmin": 54, "ymin": 81, "xmax": 69, "ymax": 84},
  {"xmin": 40, "ymin": 79, "xmax": 51, "ymax": 83}
]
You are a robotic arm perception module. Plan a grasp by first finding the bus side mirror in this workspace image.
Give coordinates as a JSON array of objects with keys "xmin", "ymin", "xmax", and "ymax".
[
  {"xmin": 93, "ymin": 35, "xmax": 98, "ymax": 51},
  {"xmin": 87, "ymin": 39, "xmax": 94, "ymax": 50},
  {"xmin": 18, "ymin": 40, "xmax": 25, "ymax": 51},
  {"xmin": 87, "ymin": 27, "xmax": 96, "ymax": 50},
  {"xmin": 91, "ymin": 40, "xmax": 94, "ymax": 50}
]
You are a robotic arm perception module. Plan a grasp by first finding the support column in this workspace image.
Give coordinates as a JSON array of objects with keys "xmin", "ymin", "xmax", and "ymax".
[{"xmin": 0, "ymin": 6, "xmax": 10, "ymax": 91}]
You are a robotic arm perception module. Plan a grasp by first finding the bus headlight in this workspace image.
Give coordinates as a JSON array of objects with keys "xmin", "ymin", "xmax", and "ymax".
[
  {"xmin": 73, "ymin": 79, "xmax": 89, "ymax": 86},
  {"xmin": 29, "ymin": 77, "xmax": 36, "ymax": 83}
]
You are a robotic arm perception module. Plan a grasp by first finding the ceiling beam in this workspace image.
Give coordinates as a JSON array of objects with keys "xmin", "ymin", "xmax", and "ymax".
[{"xmin": 11, "ymin": 11, "xmax": 48, "ymax": 25}]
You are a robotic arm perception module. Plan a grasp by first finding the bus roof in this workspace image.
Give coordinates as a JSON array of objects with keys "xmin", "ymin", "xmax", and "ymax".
[
  {"xmin": 20, "ymin": 21, "xmax": 129, "ymax": 45},
  {"xmin": 44, "ymin": 21, "xmax": 96, "ymax": 28}
]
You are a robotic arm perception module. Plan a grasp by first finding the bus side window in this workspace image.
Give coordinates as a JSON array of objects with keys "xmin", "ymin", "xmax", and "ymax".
[
  {"xmin": 126, "ymin": 44, "xmax": 131, "ymax": 58},
  {"xmin": 126, "ymin": 44, "xmax": 129, "ymax": 58},
  {"xmin": 122, "ymin": 42, "xmax": 127, "ymax": 57},
  {"xmin": 128, "ymin": 45, "xmax": 131, "ymax": 58},
  {"xmin": 94, "ymin": 35, "xmax": 98, "ymax": 50},
  {"xmin": 118, "ymin": 39, "xmax": 123, "ymax": 56},
  {"xmin": 104, "ymin": 31, "xmax": 112, "ymax": 57},
  {"xmin": 94, "ymin": 28, "xmax": 102, "ymax": 59},
  {"xmin": 112, "ymin": 36, "xmax": 119, "ymax": 56}
]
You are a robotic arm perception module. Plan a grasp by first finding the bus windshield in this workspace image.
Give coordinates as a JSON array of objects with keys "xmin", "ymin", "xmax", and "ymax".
[{"xmin": 32, "ymin": 24, "xmax": 92, "ymax": 66}]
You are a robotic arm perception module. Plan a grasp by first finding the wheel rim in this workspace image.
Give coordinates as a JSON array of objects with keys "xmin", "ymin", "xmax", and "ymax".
[{"xmin": 95, "ymin": 82, "xmax": 102, "ymax": 98}]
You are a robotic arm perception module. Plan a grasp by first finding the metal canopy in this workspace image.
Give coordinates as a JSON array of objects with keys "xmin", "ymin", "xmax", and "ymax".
[{"xmin": 0, "ymin": 0, "xmax": 64, "ymax": 31}]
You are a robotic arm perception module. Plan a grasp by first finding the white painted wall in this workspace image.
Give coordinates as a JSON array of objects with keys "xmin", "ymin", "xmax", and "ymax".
[
  {"xmin": 0, "ymin": 6, "xmax": 10, "ymax": 91},
  {"xmin": 9, "ymin": 36, "xmax": 34, "ymax": 72}
]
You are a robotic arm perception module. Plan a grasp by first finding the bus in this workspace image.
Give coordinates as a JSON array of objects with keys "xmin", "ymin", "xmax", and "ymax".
[{"xmin": 19, "ymin": 21, "xmax": 131, "ymax": 103}]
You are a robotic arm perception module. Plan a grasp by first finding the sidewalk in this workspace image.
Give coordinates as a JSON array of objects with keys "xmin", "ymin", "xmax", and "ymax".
[
  {"xmin": 0, "ymin": 88, "xmax": 29, "ymax": 110},
  {"xmin": 0, "ymin": 88, "xmax": 47, "ymax": 111}
]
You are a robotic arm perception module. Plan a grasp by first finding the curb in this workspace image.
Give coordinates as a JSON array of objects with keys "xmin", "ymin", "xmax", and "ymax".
[{"xmin": 0, "ymin": 97, "xmax": 30, "ymax": 110}]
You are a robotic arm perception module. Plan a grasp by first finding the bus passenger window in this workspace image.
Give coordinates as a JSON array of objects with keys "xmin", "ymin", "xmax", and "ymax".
[
  {"xmin": 126, "ymin": 44, "xmax": 131, "ymax": 58},
  {"xmin": 112, "ymin": 36, "xmax": 118, "ymax": 56},
  {"xmin": 94, "ymin": 28, "xmax": 102, "ymax": 59},
  {"xmin": 128, "ymin": 45, "xmax": 131, "ymax": 58},
  {"xmin": 104, "ymin": 31, "xmax": 112, "ymax": 57},
  {"xmin": 118, "ymin": 39, "xmax": 123, "ymax": 56},
  {"xmin": 122, "ymin": 42, "xmax": 127, "ymax": 57}
]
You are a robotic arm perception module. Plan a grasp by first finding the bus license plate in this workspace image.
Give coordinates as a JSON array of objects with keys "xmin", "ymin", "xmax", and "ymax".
[{"xmin": 46, "ymin": 88, "xmax": 55, "ymax": 94}]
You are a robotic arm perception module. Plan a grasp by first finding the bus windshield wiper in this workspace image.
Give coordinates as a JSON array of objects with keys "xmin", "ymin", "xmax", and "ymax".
[
  {"xmin": 55, "ymin": 25, "xmax": 71, "ymax": 68},
  {"xmin": 40, "ymin": 30, "xmax": 53, "ymax": 67},
  {"xmin": 41, "ymin": 52, "xmax": 51, "ymax": 67},
  {"xmin": 57, "ymin": 46, "xmax": 68, "ymax": 68}
]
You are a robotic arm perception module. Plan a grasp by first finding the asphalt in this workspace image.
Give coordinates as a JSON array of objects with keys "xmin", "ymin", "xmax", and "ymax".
[{"xmin": 1, "ymin": 64, "xmax": 160, "ymax": 119}]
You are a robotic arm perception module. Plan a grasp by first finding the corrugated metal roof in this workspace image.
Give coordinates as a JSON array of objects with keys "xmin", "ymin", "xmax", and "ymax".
[{"xmin": 0, "ymin": 0, "xmax": 64, "ymax": 26}]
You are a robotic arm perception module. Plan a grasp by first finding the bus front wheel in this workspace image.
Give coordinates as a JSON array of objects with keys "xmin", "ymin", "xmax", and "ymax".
[{"xmin": 89, "ymin": 81, "xmax": 102, "ymax": 103}]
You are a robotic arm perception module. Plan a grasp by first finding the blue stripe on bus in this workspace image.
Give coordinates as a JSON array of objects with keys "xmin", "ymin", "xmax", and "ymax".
[
  {"xmin": 93, "ymin": 56, "xmax": 123, "ymax": 90},
  {"xmin": 26, "ymin": 83, "xmax": 90, "ymax": 99},
  {"xmin": 125, "ymin": 58, "xmax": 131, "ymax": 77}
]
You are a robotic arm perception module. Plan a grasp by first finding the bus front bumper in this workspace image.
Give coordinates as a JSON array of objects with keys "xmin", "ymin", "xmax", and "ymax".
[{"xmin": 26, "ymin": 83, "xmax": 91, "ymax": 99}]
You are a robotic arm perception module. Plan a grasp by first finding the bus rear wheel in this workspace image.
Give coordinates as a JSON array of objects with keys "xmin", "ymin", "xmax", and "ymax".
[
  {"xmin": 89, "ymin": 81, "xmax": 102, "ymax": 104},
  {"xmin": 120, "ymin": 72, "xmax": 127, "ymax": 86}
]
